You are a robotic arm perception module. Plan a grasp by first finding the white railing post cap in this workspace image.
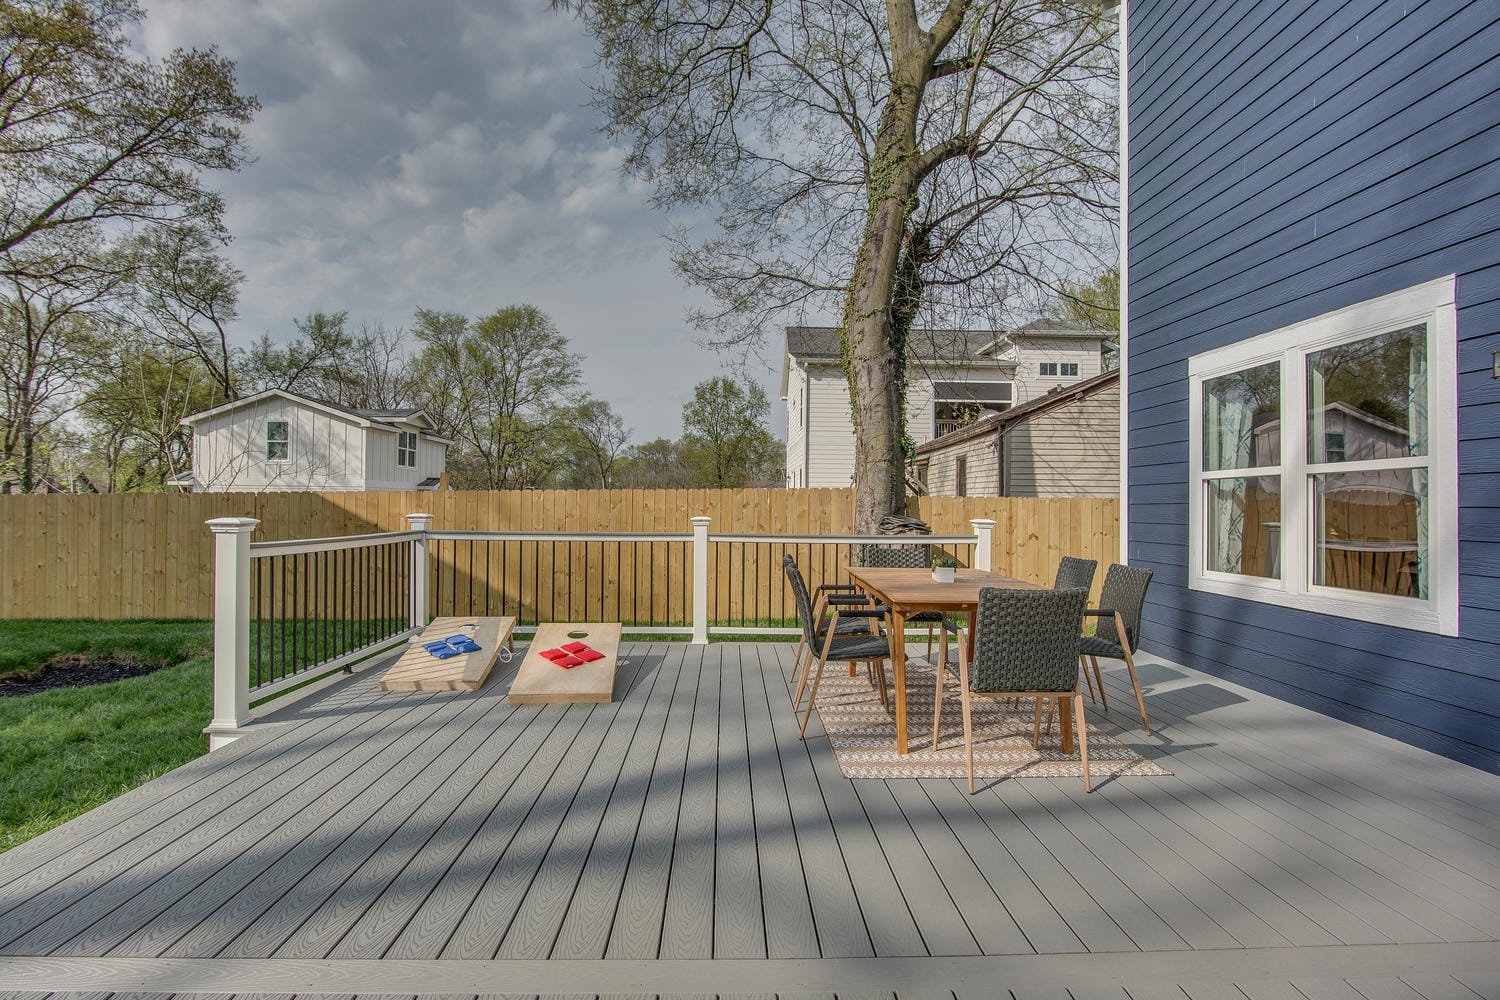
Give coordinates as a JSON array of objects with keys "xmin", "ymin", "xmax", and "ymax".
[
  {"xmin": 691, "ymin": 515, "xmax": 712, "ymax": 526},
  {"xmin": 206, "ymin": 517, "xmax": 259, "ymax": 533},
  {"xmin": 969, "ymin": 518, "xmax": 997, "ymax": 529},
  {"xmin": 406, "ymin": 512, "xmax": 435, "ymax": 526}
]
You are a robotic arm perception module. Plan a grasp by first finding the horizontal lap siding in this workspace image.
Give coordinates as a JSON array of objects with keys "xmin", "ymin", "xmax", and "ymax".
[{"xmin": 1127, "ymin": 0, "xmax": 1500, "ymax": 772}]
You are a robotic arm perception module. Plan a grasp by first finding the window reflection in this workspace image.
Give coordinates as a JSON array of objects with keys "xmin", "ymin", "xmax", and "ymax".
[
  {"xmin": 1313, "ymin": 470, "xmax": 1427, "ymax": 599},
  {"xmin": 1204, "ymin": 362, "xmax": 1280, "ymax": 471},
  {"xmin": 1206, "ymin": 477, "xmax": 1281, "ymax": 579},
  {"xmin": 1306, "ymin": 324, "xmax": 1427, "ymax": 463}
]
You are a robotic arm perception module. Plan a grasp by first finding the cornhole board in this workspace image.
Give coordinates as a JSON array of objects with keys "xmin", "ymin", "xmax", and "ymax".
[
  {"xmin": 509, "ymin": 622, "xmax": 623, "ymax": 704},
  {"xmin": 379, "ymin": 616, "xmax": 516, "ymax": 692}
]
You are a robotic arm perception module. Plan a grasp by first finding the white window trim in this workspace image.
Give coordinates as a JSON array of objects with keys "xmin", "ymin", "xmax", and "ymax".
[
  {"xmin": 397, "ymin": 431, "xmax": 418, "ymax": 468},
  {"xmin": 1187, "ymin": 275, "xmax": 1458, "ymax": 637},
  {"xmin": 266, "ymin": 420, "xmax": 291, "ymax": 465}
]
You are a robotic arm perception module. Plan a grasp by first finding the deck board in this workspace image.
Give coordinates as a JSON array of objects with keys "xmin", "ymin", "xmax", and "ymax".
[{"xmin": 0, "ymin": 644, "xmax": 1494, "ymax": 996}]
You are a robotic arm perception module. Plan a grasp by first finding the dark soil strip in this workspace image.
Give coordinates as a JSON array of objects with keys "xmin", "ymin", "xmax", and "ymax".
[{"xmin": 0, "ymin": 656, "xmax": 172, "ymax": 697}]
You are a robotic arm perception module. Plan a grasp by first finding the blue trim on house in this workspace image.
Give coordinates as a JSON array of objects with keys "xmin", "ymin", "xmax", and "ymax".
[{"xmin": 1126, "ymin": 0, "xmax": 1500, "ymax": 773}]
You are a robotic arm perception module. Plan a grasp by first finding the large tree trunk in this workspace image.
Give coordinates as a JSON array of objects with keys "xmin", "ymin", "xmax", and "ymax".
[{"xmin": 842, "ymin": 36, "xmax": 930, "ymax": 534}]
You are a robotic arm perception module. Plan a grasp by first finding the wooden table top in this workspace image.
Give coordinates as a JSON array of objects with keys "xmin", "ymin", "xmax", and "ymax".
[{"xmin": 846, "ymin": 566, "xmax": 1041, "ymax": 609}]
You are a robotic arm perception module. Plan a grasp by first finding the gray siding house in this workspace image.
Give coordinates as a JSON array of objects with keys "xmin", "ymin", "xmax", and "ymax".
[
  {"xmin": 916, "ymin": 370, "xmax": 1119, "ymax": 498},
  {"xmin": 1124, "ymin": 0, "xmax": 1499, "ymax": 770}
]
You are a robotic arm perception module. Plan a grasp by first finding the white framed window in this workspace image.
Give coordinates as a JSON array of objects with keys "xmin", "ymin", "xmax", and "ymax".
[
  {"xmin": 397, "ymin": 431, "xmax": 417, "ymax": 468},
  {"xmin": 1061, "ymin": 362, "xmax": 1079, "ymax": 376},
  {"xmin": 266, "ymin": 420, "xmax": 289, "ymax": 462},
  {"xmin": 1187, "ymin": 276, "xmax": 1458, "ymax": 636},
  {"xmin": 1039, "ymin": 362, "xmax": 1058, "ymax": 376}
]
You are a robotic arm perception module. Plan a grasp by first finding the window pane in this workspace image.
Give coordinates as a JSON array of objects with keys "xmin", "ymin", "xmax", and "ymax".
[
  {"xmin": 1313, "ymin": 469, "xmax": 1427, "ymax": 599},
  {"xmin": 1206, "ymin": 476, "xmax": 1281, "ymax": 578},
  {"xmin": 1203, "ymin": 362, "xmax": 1280, "ymax": 471},
  {"xmin": 268, "ymin": 441, "xmax": 288, "ymax": 461},
  {"xmin": 1306, "ymin": 323, "xmax": 1427, "ymax": 463}
]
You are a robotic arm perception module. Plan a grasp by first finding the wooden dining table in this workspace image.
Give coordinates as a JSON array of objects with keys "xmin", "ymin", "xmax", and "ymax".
[{"xmin": 846, "ymin": 566, "xmax": 1051, "ymax": 755}]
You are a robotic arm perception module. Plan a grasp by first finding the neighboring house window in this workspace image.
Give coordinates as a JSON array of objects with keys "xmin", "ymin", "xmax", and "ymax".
[
  {"xmin": 1061, "ymin": 362, "xmax": 1079, "ymax": 376},
  {"xmin": 955, "ymin": 456, "xmax": 967, "ymax": 497},
  {"xmin": 266, "ymin": 420, "xmax": 289, "ymax": 462},
  {"xmin": 397, "ymin": 431, "xmax": 417, "ymax": 468},
  {"xmin": 1040, "ymin": 362, "xmax": 1078, "ymax": 377},
  {"xmin": 1187, "ymin": 277, "xmax": 1457, "ymax": 636},
  {"xmin": 1039, "ymin": 362, "xmax": 1058, "ymax": 376}
]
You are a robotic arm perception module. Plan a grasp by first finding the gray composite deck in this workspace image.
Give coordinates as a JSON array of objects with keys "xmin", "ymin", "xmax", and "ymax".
[{"xmin": 0, "ymin": 641, "xmax": 1496, "ymax": 1000}]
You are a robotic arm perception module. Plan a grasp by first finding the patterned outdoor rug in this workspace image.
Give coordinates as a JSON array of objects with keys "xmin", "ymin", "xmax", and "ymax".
[{"xmin": 806, "ymin": 657, "xmax": 1172, "ymax": 781}]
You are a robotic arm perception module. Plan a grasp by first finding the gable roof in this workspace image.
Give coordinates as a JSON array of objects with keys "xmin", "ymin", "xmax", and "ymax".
[
  {"xmin": 182, "ymin": 389, "xmax": 443, "ymax": 437},
  {"xmin": 914, "ymin": 368, "xmax": 1119, "ymax": 455},
  {"xmin": 782, "ymin": 321, "xmax": 1115, "ymax": 394}
]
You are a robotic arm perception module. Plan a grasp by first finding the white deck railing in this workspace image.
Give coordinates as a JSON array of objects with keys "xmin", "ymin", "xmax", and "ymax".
[{"xmin": 204, "ymin": 513, "xmax": 995, "ymax": 749}]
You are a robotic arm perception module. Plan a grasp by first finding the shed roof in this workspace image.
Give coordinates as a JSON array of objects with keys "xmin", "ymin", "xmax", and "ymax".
[{"xmin": 914, "ymin": 368, "xmax": 1119, "ymax": 455}]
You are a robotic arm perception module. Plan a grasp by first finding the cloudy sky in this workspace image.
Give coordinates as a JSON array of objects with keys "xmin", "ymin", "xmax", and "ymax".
[{"xmin": 137, "ymin": 0, "xmax": 793, "ymax": 442}]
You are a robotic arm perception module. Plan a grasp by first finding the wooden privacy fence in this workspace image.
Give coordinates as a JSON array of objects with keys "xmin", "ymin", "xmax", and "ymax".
[{"xmin": 0, "ymin": 489, "xmax": 1120, "ymax": 620}]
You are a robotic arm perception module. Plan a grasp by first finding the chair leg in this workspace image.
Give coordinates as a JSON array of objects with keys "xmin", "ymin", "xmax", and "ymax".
[
  {"xmin": 931, "ymin": 665, "xmax": 944, "ymax": 750},
  {"xmin": 1081, "ymin": 656, "xmax": 1097, "ymax": 704},
  {"xmin": 799, "ymin": 657, "xmax": 829, "ymax": 739},
  {"xmin": 791, "ymin": 643, "xmax": 813, "ymax": 710},
  {"xmin": 962, "ymin": 687, "xmax": 975, "ymax": 794},
  {"xmin": 872, "ymin": 660, "xmax": 889, "ymax": 708},
  {"xmin": 1089, "ymin": 655, "xmax": 1108, "ymax": 711},
  {"xmin": 1121, "ymin": 646, "xmax": 1151, "ymax": 735},
  {"xmin": 1032, "ymin": 699, "xmax": 1044, "ymax": 746},
  {"xmin": 926, "ymin": 624, "xmax": 935, "ymax": 660},
  {"xmin": 1074, "ymin": 691, "xmax": 1092, "ymax": 792}
]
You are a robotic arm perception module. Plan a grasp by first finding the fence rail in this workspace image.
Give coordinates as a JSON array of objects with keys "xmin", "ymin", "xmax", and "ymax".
[
  {"xmin": 203, "ymin": 515, "xmax": 1000, "ymax": 748},
  {"xmin": 0, "ymin": 489, "xmax": 1120, "ymax": 620}
]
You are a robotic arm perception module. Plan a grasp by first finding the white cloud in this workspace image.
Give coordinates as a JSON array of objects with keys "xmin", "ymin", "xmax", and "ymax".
[{"xmin": 134, "ymin": 0, "xmax": 782, "ymax": 440}]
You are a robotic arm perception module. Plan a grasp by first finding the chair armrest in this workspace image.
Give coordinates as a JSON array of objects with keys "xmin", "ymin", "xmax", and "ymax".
[
  {"xmin": 815, "ymin": 582, "xmax": 860, "ymax": 594},
  {"xmin": 825, "ymin": 591, "xmax": 875, "ymax": 606},
  {"xmin": 1081, "ymin": 609, "xmax": 1133, "ymax": 645}
]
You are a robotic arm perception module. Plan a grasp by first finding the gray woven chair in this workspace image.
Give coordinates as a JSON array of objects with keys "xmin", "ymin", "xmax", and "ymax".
[
  {"xmin": 784, "ymin": 555, "xmax": 884, "ymax": 710},
  {"xmin": 1053, "ymin": 555, "xmax": 1098, "ymax": 593},
  {"xmin": 784, "ymin": 557, "xmax": 894, "ymax": 738},
  {"xmin": 932, "ymin": 587, "xmax": 1093, "ymax": 792},
  {"xmin": 1079, "ymin": 563, "xmax": 1154, "ymax": 734},
  {"xmin": 857, "ymin": 542, "xmax": 958, "ymax": 662},
  {"xmin": 1052, "ymin": 555, "xmax": 1100, "ymax": 701}
]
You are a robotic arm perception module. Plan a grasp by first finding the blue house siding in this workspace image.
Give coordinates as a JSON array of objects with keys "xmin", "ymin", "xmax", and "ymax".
[{"xmin": 1126, "ymin": 0, "xmax": 1500, "ymax": 771}]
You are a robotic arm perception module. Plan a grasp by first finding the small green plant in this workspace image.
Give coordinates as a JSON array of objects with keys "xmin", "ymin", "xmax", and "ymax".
[{"xmin": 932, "ymin": 553, "xmax": 959, "ymax": 568}]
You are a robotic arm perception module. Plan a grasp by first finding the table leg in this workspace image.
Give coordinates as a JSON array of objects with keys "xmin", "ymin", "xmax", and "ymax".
[
  {"xmin": 1059, "ymin": 696, "xmax": 1075, "ymax": 756},
  {"xmin": 892, "ymin": 610, "xmax": 908, "ymax": 755}
]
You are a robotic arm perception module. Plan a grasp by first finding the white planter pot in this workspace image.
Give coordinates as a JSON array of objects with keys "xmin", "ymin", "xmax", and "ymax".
[{"xmin": 932, "ymin": 566, "xmax": 955, "ymax": 583}]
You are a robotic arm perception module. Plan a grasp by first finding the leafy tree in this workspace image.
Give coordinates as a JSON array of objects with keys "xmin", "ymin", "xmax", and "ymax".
[
  {"xmin": 239, "ymin": 311, "xmax": 355, "ymax": 398},
  {"xmin": 617, "ymin": 436, "xmax": 690, "ymax": 488},
  {"xmin": 408, "ymin": 305, "xmax": 582, "ymax": 489},
  {"xmin": 79, "ymin": 337, "xmax": 224, "ymax": 491},
  {"xmin": 0, "ymin": 269, "xmax": 114, "ymax": 491},
  {"xmin": 557, "ymin": 396, "xmax": 631, "ymax": 488},
  {"xmin": 1051, "ymin": 266, "xmax": 1119, "ymax": 332},
  {"xmin": 0, "ymin": 0, "xmax": 258, "ymax": 276},
  {"xmin": 319, "ymin": 322, "xmax": 414, "ymax": 409},
  {"xmin": 125, "ymin": 225, "xmax": 244, "ymax": 401},
  {"xmin": 680, "ymin": 377, "xmax": 782, "ymax": 487},
  {"xmin": 562, "ymin": 0, "xmax": 1116, "ymax": 528}
]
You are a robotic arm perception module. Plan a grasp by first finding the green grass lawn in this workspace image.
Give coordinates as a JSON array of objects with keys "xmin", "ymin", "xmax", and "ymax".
[{"xmin": 0, "ymin": 620, "xmax": 213, "ymax": 853}]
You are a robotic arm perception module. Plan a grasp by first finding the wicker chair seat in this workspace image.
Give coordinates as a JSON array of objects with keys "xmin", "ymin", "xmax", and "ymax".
[{"xmin": 1079, "ymin": 633, "xmax": 1126, "ymax": 658}]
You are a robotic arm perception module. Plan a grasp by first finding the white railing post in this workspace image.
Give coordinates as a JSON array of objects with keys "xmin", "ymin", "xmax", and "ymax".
[
  {"xmin": 970, "ymin": 518, "xmax": 996, "ymax": 572},
  {"xmin": 204, "ymin": 517, "xmax": 259, "ymax": 751},
  {"xmin": 406, "ymin": 513, "xmax": 434, "ymax": 629},
  {"xmin": 691, "ymin": 515, "xmax": 711, "ymax": 644}
]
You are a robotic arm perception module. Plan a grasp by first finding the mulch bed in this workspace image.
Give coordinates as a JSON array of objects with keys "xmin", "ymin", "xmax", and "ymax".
[{"xmin": 0, "ymin": 655, "xmax": 170, "ymax": 697}]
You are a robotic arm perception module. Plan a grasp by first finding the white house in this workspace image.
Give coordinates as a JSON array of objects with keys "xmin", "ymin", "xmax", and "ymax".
[
  {"xmin": 177, "ymin": 390, "xmax": 450, "ymax": 492},
  {"xmin": 781, "ymin": 320, "xmax": 1111, "ymax": 488}
]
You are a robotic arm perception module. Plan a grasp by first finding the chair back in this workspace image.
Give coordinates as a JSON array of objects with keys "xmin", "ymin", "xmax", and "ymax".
[
  {"xmin": 968, "ymin": 587, "xmax": 1089, "ymax": 693},
  {"xmin": 1053, "ymin": 555, "xmax": 1097, "ymax": 593},
  {"xmin": 857, "ymin": 542, "xmax": 931, "ymax": 569},
  {"xmin": 782, "ymin": 555, "xmax": 818, "ymax": 645},
  {"xmin": 1095, "ymin": 563, "xmax": 1153, "ymax": 652}
]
